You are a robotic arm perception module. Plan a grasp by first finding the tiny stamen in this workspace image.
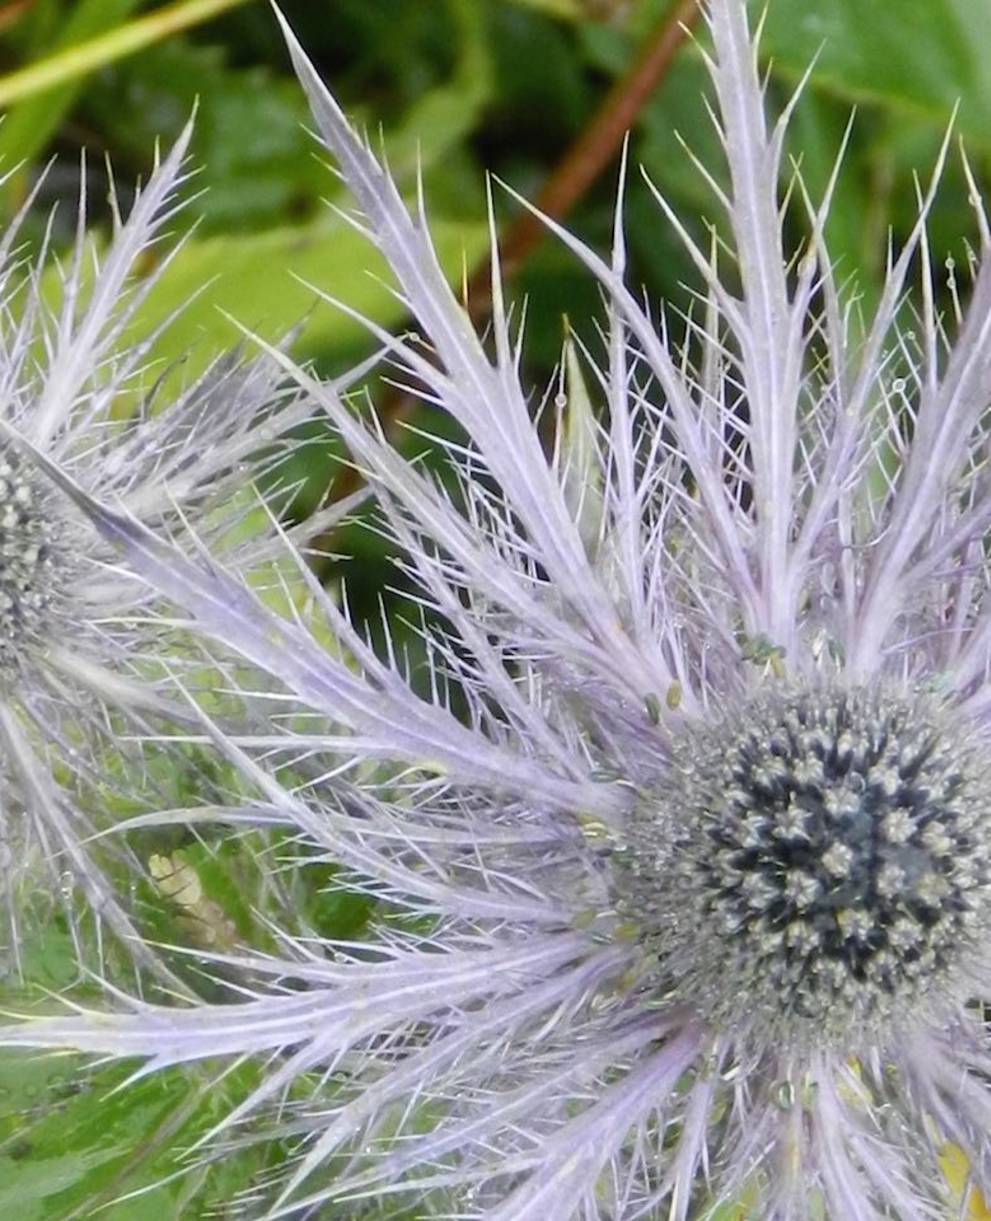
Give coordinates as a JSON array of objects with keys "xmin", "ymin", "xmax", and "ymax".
[
  {"xmin": 614, "ymin": 684, "xmax": 991, "ymax": 1041},
  {"xmin": 0, "ymin": 449, "xmax": 62, "ymax": 667}
]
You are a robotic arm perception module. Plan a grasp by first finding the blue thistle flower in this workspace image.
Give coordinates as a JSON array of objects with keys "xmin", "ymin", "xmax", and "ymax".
[
  {"xmin": 4, "ymin": 1, "xmax": 991, "ymax": 1216},
  {"xmin": 0, "ymin": 128, "xmax": 319, "ymax": 980}
]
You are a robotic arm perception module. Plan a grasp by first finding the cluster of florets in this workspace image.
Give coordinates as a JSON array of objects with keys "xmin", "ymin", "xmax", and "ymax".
[
  {"xmin": 615, "ymin": 684, "xmax": 991, "ymax": 1041},
  {"xmin": 0, "ymin": 448, "xmax": 63, "ymax": 668},
  {"xmin": 0, "ymin": 119, "xmax": 317, "ymax": 988}
]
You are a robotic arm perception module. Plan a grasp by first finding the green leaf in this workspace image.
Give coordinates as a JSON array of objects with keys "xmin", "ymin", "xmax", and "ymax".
[
  {"xmin": 82, "ymin": 40, "xmax": 328, "ymax": 232},
  {"xmin": 126, "ymin": 213, "xmax": 490, "ymax": 385},
  {"xmin": 0, "ymin": 1148, "xmax": 122, "ymax": 1216},
  {"xmin": 0, "ymin": 1054, "xmax": 276, "ymax": 1218},
  {"xmin": 79, "ymin": 0, "xmax": 492, "ymax": 237},
  {"xmin": 762, "ymin": 0, "xmax": 991, "ymax": 147},
  {"xmin": 0, "ymin": 0, "xmax": 143, "ymax": 209},
  {"xmin": 0, "ymin": 0, "xmax": 253, "ymax": 110},
  {"xmin": 504, "ymin": 0, "xmax": 587, "ymax": 19},
  {"xmin": 561, "ymin": 329, "xmax": 605, "ymax": 552},
  {"xmin": 505, "ymin": 0, "xmax": 631, "ymax": 19}
]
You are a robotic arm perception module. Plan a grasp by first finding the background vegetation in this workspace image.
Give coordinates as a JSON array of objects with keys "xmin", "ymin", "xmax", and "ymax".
[{"xmin": 0, "ymin": 0, "xmax": 990, "ymax": 1215}]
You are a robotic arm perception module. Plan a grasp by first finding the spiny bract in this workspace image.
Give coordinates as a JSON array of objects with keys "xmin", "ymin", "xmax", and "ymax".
[
  {"xmin": 4, "ymin": 1, "xmax": 991, "ymax": 1218},
  {"xmin": 0, "ymin": 128, "xmax": 319, "ymax": 982}
]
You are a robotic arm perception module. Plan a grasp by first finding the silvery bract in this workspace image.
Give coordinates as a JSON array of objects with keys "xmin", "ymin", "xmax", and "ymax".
[
  {"xmin": 5, "ymin": 1, "xmax": 991, "ymax": 1216},
  {"xmin": 0, "ymin": 128, "xmax": 317, "ymax": 979}
]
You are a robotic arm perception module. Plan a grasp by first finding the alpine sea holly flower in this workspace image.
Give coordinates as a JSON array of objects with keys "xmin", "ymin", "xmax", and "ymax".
[
  {"xmin": 4, "ymin": 0, "xmax": 991, "ymax": 1216},
  {"xmin": 0, "ymin": 128, "xmax": 328, "ymax": 981}
]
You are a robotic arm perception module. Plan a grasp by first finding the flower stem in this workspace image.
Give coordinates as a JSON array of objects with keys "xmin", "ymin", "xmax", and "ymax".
[{"xmin": 0, "ymin": 0, "xmax": 251, "ymax": 108}]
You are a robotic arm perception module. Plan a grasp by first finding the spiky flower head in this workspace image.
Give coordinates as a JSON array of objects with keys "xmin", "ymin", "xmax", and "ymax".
[
  {"xmin": 5, "ymin": 1, "xmax": 991, "ymax": 1216},
  {"xmin": 0, "ymin": 128, "xmax": 320, "ymax": 979}
]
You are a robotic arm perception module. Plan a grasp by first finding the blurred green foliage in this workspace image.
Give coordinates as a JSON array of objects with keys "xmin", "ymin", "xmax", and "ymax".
[
  {"xmin": 1, "ymin": 0, "xmax": 990, "ymax": 1214},
  {"xmin": 3, "ymin": 0, "xmax": 989, "ymax": 381}
]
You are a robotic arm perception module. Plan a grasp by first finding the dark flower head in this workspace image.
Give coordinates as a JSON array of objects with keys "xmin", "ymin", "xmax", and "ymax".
[{"xmin": 616, "ymin": 682, "xmax": 991, "ymax": 1046}]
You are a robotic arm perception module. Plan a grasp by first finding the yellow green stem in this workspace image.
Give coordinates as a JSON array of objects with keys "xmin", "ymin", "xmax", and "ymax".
[{"xmin": 0, "ymin": 0, "xmax": 253, "ymax": 109}]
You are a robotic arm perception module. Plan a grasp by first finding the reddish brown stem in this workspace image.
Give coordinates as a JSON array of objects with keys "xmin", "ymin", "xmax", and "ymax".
[{"xmin": 471, "ymin": 0, "xmax": 701, "ymax": 306}]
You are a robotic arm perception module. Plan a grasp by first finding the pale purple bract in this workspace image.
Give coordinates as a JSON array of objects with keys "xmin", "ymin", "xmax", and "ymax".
[{"xmin": 3, "ymin": 2, "xmax": 991, "ymax": 1217}]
